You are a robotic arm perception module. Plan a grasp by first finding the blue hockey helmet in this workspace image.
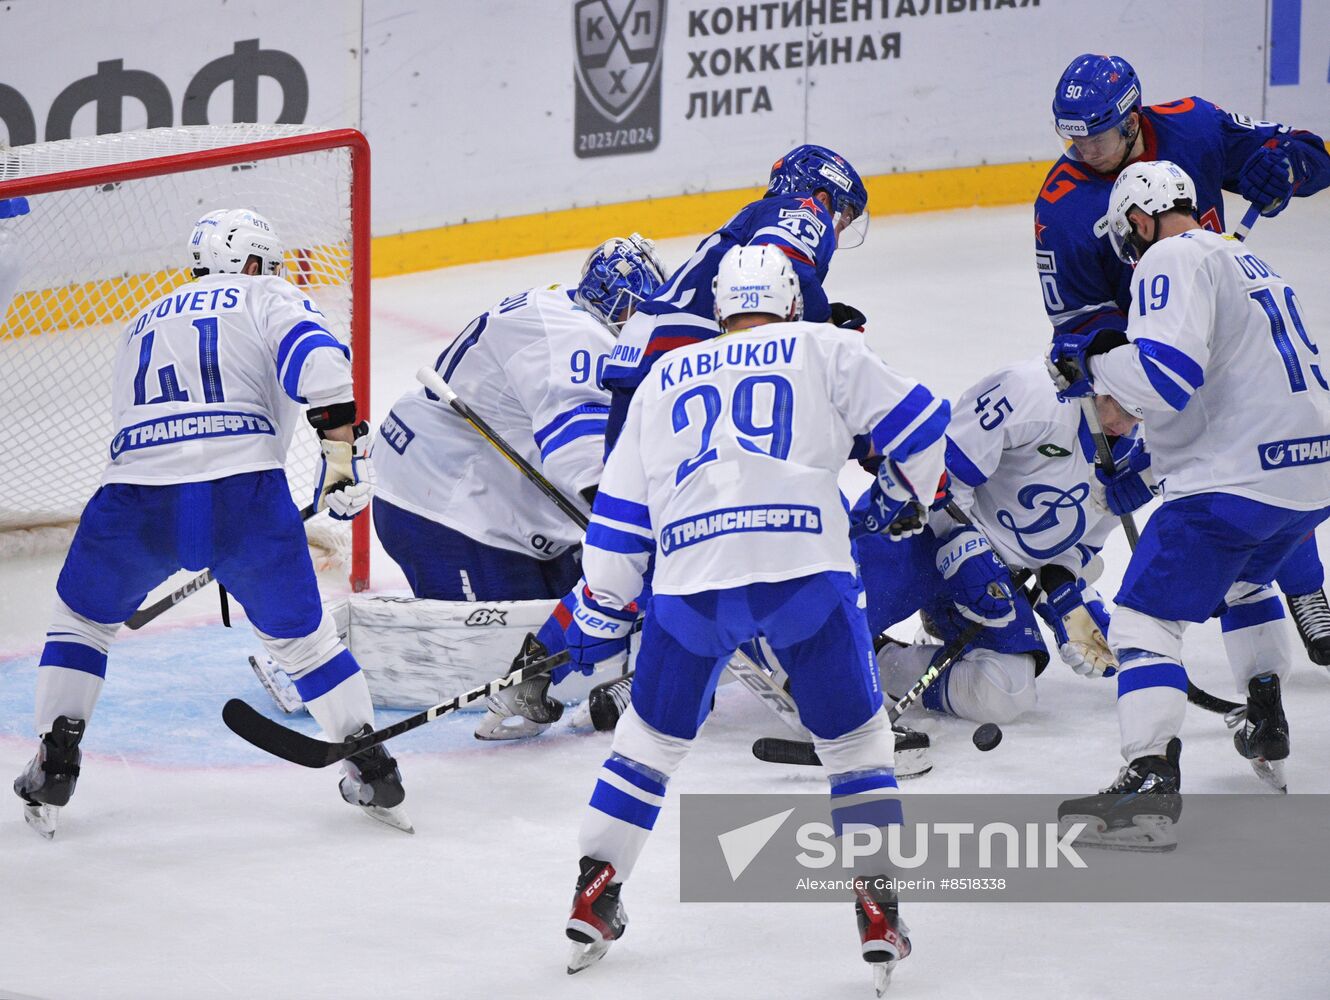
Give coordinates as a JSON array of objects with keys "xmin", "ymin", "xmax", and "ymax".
[
  {"xmin": 766, "ymin": 144, "xmax": 870, "ymax": 248},
  {"xmin": 575, "ymin": 233, "xmax": 667, "ymax": 334},
  {"xmin": 1052, "ymin": 54, "xmax": 1142, "ymax": 162}
]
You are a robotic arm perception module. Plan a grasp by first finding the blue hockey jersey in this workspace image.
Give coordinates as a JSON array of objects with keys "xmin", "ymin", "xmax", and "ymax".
[
  {"xmin": 601, "ymin": 192, "xmax": 839, "ymax": 446},
  {"xmin": 1034, "ymin": 97, "xmax": 1330, "ymax": 337}
]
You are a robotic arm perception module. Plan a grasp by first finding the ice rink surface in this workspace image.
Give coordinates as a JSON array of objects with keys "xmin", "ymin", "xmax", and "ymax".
[{"xmin": 3, "ymin": 195, "xmax": 1330, "ymax": 998}]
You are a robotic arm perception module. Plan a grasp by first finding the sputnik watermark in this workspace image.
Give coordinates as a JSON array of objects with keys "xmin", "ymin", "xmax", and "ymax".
[{"xmin": 791, "ymin": 821, "xmax": 1089, "ymax": 871}]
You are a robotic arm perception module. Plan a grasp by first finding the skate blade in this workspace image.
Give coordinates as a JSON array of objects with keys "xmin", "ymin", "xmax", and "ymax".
[
  {"xmin": 894, "ymin": 747, "xmax": 931, "ymax": 780},
  {"xmin": 1058, "ymin": 813, "xmax": 1177, "ymax": 853},
  {"xmin": 1250, "ymin": 758, "xmax": 1288, "ymax": 794},
  {"xmin": 567, "ymin": 938, "xmax": 611, "ymax": 974},
  {"xmin": 473, "ymin": 710, "xmax": 551, "ymax": 741},
  {"xmin": 872, "ymin": 961, "xmax": 896, "ymax": 996},
  {"xmin": 359, "ymin": 803, "xmax": 415, "ymax": 834},
  {"xmin": 22, "ymin": 802, "xmax": 58, "ymax": 840}
]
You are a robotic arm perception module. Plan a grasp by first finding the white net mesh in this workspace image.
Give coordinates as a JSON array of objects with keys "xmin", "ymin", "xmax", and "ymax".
[{"xmin": 0, "ymin": 125, "xmax": 363, "ymax": 570}]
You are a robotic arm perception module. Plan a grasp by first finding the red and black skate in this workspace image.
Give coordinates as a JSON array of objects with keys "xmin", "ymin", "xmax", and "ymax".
[
  {"xmin": 566, "ymin": 856, "xmax": 627, "ymax": 974},
  {"xmin": 853, "ymin": 877, "xmax": 911, "ymax": 996}
]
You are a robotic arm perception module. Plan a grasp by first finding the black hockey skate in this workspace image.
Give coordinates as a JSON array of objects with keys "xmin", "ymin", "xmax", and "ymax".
[
  {"xmin": 581, "ymin": 672, "xmax": 633, "ymax": 732},
  {"xmin": 474, "ymin": 633, "xmax": 565, "ymax": 741},
  {"xmin": 1233, "ymin": 673, "xmax": 1289, "ymax": 793},
  {"xmin": 1058, "ymin": 738, "xmax": 1182, "ymax": 852},
  {"xmin": 891, "ymin": 724, "xmax": 932, "ymax": 779},
  {"xmin": 339, "ymin": 727, "xmax": 412, "ymax": 833},
  {"xmin": 14, "ymin": 715, "xmax": 85, "ymax": 840},
  {"xmin": 1285, "ymin": 589, "xmax": 1330, "ymax": 666},
  {"xmin": 566, "ymin": 856, "xmax": 627, "ymax": 974},
  {"xmin": 852, "ymin": 877, "xmax": 911, "ymax": 996}
]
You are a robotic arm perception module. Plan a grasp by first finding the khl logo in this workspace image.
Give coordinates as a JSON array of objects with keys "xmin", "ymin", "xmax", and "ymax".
[{"xmin": 573, "ymin": 0, "xmax": 664, "ymax": 158}]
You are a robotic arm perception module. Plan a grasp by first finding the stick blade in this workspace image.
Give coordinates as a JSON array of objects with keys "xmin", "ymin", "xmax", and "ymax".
[
  {"xmin": 751, "ymin": 736, "xmax": 821, "ymax": 767},
  {"xmin": 222, "ymin": 698, "xmax": 346, "ymax": 768}
]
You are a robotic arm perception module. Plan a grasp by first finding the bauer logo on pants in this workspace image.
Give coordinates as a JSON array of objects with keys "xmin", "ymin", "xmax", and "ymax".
[{"xmin": 573, "ymin": 0, "xmax": 664, "ymax": 158}]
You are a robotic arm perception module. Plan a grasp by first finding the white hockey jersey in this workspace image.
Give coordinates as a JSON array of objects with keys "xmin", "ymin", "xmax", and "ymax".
[
  {"xmin": 1092, "ymin": 229, "xmax": 1330, "ymax": 511},
  {"xmin": 104, "ymin": 273, "xmax": 351, "ymax": 485},
  {"xmin": 946, "ymin": 359, "xmax": 1118, "ymax": 574},
  {"xmin": 583, "ymin": 320, "xmax": 950, "ymax": 604},
  {"xmin": 370, "ymin": 285, "xmax": 615, "ymax": 558}
]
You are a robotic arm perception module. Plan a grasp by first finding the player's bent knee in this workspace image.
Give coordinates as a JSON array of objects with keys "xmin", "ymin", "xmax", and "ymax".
[
  {"xmin": 257, "ymin": 610, "xmax": 343, "ymax": 677},
  {"xmin": 958, "ymin": 651, "xmax": 1037, "ymax": 724},
  {"xmin": 813, "ymin": 707, "xmax": 894, "ymax": 776},
  {"xmin": 1108, "ymin": 607, "xmax": 1185, "ymax": 663},
  {"xmin": 609, "ymin": 704, "xmax": 693, "ymax": 778},
  {"xmin": 48, "ymin": 597, "xmax": 119, "ymax": 652}
]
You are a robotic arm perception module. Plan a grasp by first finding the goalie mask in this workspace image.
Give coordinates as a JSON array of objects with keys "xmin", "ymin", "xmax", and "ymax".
[
  {"xmin": 190, "ymin": 207, "xmax": 285, "ymax": 277},
  {"xmin": 575, "ymin": 233, "xmax": 668, "ymax": 334},
  {"xmin": 712, "ymin": 245, "xmax": 803, "ymax": 326}
]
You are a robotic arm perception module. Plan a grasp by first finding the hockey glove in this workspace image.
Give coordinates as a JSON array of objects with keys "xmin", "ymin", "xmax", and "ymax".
[
  {"xmin": 1092, "ymin": 438, "xmax": 1155, "ymax": 516},
  {"xmin": 1237, "ymin": 145, "xmax": 1295, "ymax": 218},
  {"xmin": 314, "ymin": 420, "xmax": 371, "ymax": 520},
  {"xmin": 862, "ymin": 459, "xmax": 927, "ymax": 541},
  {"xmin": 0, "ymin": 197, "xmax": 30, "ymax": 219},
  {"xmin": 1035, "ymin": 578, "xmax": 1116, "ymax": 677},
  {"xmin": 934, "ymin": 527, "xmax": 1016, "ymax": 627},
  {"xmin": 829, "ymin": 301, "xmax": 867, "ymax": 331},
  {"xmin": 565, "ymin": 585, "xmax": 639, "ymax": 669}
]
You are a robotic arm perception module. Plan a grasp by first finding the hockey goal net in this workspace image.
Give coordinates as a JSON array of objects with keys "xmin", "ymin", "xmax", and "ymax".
[{"xmin": 0, "ymin": 124, "xmax": 370, "ymax": 590}]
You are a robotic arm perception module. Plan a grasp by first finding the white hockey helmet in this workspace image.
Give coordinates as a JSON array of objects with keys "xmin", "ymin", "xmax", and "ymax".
[
  {"xmin": 190, "ymin": 207, "xmax": 285, "ymax": 277},
  {"xmin": 712, "ymin": 245, "xmax": 803, "ymax": 326},
  {"xmin": 1101, "ymin": 159, "xmax": 1197, "ymax": 265}
]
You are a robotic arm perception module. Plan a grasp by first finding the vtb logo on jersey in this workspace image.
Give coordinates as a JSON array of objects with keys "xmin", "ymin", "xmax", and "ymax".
[{"xmin": 573, "ymin": 0, "xmax": 665, "ymax": 159}]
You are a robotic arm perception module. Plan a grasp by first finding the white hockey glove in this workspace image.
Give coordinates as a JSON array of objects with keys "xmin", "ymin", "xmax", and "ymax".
[
  {"xmin": 314, "ymin": 420, "xmax": 371, "ymax": 520},
  {"xmin": 1035, "ymin": 577, "xmax": 1116, "ymax": 677}
]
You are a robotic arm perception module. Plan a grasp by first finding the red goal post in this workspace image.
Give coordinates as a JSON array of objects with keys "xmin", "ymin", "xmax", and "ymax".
[{"xmin": 0, "ymin": 124, "xmax": 371, "ymax": 591}]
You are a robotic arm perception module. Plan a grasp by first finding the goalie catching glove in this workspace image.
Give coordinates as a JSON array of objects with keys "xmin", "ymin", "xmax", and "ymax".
[
  {"xmin": 1035, "ymin": 575, "xmax": 1116, "ymax": 677},
  {"xmin": 313, "ymin": 419, "xmax": 371, "ymax": 520}
]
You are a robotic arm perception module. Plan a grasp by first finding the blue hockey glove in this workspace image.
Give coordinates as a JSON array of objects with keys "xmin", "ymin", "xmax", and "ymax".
[
  {"xmin": 829, "ymin": 301, "xmax": 867, "ymax": 331},
  {"xmin": 1093, "ymin": 438, "xmax": 1155, "ymax": 516},
  {"xmin": 565, "ymin": 585, "xmax": 639, "ymax": 669},
  {"xmin": 862, "ymin": 459, "xmax": 927, "ymax": 541},
  {"xmin": 934, "ymin": 527, "xmax": 1016, "ymax": 626},
  {"xmin": 0, "ymin": 197, "xmax": 30, "ymax": 220},
  {"xmin": 1237, "ymin": 145, "xmax": 1295, "ymax": 218},
  {"xmin": 314, "ymin": 420, "xmax": 371, "ymax": 520},
  {"xmin": 1035, "ymin": 578, "xmax": 1116, "ymax": 677},
  {"xmin": 1046, "ymin": 335, "xmax": 1096, "ymax": 399}
]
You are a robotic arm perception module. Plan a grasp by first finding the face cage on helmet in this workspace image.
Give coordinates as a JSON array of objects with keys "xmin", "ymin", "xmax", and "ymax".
[{"xmin": 583, "ymin": 284, "xmax": 646, "ymax": 335}]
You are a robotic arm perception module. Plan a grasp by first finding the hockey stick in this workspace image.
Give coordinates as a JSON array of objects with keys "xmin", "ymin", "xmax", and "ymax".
[
  {"xmin": 1233, "ymin": 202, "xmax": 1261, "ymax": 243},
  {"xmin": 126, "ymin": 502, "xmax": 318, "ymax": 629},
  {"xmin": 416, "ymin": 366, "xmax": 589, "ymax": 532},
  {"xmin": 1079, "ymin": 398, "xmax": 1243, "ymax": 717},
  {"xmin": 223, "ymin": 648, "xmax": 572, "ymax": 767}
]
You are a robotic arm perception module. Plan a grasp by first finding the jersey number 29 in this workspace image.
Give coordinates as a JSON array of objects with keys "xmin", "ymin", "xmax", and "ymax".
[{"xmin": 672, "ymin": 374, "xmax": 794, "ymax": 485}]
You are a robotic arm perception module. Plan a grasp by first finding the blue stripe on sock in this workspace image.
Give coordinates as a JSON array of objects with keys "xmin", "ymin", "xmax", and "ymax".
[
  {"xmin": 291, "ymin": 649, "xmax": 360, "ymax": 701},
  {"xmin": 830, "ymin": 770, "xmax": 899, "ymax": 797},
  {"xmin": 589, "ymin": 779, "xmax": 661, "ymax": 830},
  {"xmin": 832, "ymin": 799, "xmax": 904, "ymax": 838},
  {"xmin": 1116, "ymin": 660, "xmax": 1188, "ymax": 698},
  {"xmin": 41, "ymin": 640, "xmax": 108, "ymax": 678},
  {"xmin": 1220, "ymin": 595, "xmax": 1285, "ymax": 632},
  {"xmin": 603, "ymin": 754, "xmax": 668, "ymax": 796}
]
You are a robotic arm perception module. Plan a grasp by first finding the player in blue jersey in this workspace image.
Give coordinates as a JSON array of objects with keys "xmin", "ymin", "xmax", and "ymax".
[
  {"xmin": 1036, "ymin": 52, "xmax": 1330, "ymax": 665},
  {"xmin": 601, "ymin": 143, "xmax": 870, "ymax": 451}
]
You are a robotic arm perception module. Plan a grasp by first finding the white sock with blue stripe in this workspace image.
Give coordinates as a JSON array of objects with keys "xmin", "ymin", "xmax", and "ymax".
[
  {"xmin": 1219, "ymin": 584, "xmax": 1292, "ymax": 688},
  {"xmin": 579, "ymin": 751, "xmax": 670, "ymax": 883},
  {"xmin": 1115, "ymin": 648, "xmax": 1188, "ymax": 761}
]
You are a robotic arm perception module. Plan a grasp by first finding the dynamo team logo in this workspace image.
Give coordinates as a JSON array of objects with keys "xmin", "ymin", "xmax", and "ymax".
[{"xmin": 574, "ymin": 0, "xmax": 665, "ymax": 158}]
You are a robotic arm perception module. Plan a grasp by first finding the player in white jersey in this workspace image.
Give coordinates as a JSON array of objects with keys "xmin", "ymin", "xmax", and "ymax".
[
  {"xmin": 13, "ymin": 209, "xmax": 409, "ymax": 837},
  {"xmin": 865, "ymin": 357, "xmax": 1153, "ymax": 725},
  {"xmin": 368, "ymin": 235, "xmax": 666, "ymax": 739},
  {"xmin": 560, "ymin": 246, "xmax": 950, "ymax": 991},
  {"xmin": 1050, "ymin": 161, "xmax": 1330, "ymax": 847}
]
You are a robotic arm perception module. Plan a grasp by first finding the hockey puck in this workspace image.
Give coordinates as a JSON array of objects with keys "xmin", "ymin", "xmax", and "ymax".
[{"xmin": 972, "ymin": 723, "xmax": 1003, "ymax": 752}]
